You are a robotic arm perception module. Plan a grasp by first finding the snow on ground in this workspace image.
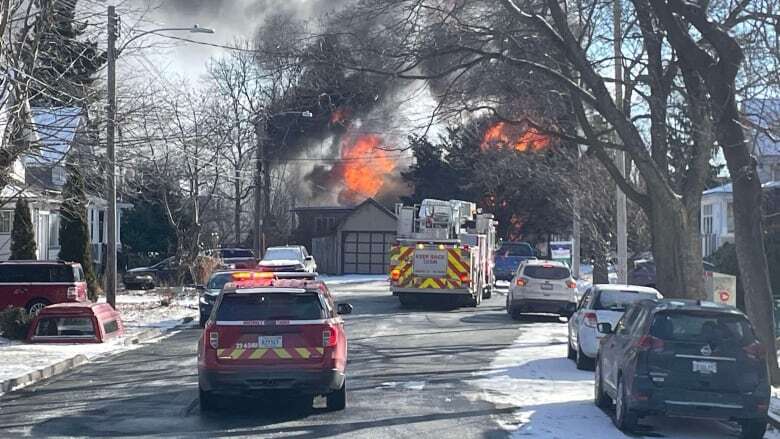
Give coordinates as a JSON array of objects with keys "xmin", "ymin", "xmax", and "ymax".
[
  {"xmin": 0, "ymin": 289, "xmax": 198, "ymax": 394},
  {"xmin": 473, "ymin": 321, "xmax": 780, "ymax": 438},
  {"xmin": 318, "ymin": 274, "xmax": 388, "ymax": 285}
]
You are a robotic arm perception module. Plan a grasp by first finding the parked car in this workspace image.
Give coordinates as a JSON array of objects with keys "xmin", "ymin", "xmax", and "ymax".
[
  {"xmin": 0, "ymin": 260, "xmax": 88, "ymax": 315},
  {"xmin": 494, "ymin": 242, "xmax": 537, "ymax": 282},
  {"xmin": 595, "ymin": 299, "xmax": 769, "ymax": 438},
  {"xmin": 123, "ymin": 257, "xmax": 187, "ymax": 290},
  {"xmin": 506, "ymin": 260, "xmax": 578, "ymax": 319},
  {"xmin": 567, "ymin": 284, "xmax": 662, "ymax": 370},
  {"xmin": 205, "ymin": 248, "xmax": 257, "ymax": 269},
  {"xmin": 198, "ymin": 274, "xmax": 352, "ymax": 411},
  {"xmin": 27, "ymin": 303, "xmax": 124, "ymax": 343},
  {"xmin": 628, "ymin": 259, "xmax": 718, "ymax": 288},
  {"xmin": 197, "ymin": 270, "xmax": 236, "ymax": 328},
  {"xmin": 258, "ymin": 246, "xmax": 317, "ymax": 273}
]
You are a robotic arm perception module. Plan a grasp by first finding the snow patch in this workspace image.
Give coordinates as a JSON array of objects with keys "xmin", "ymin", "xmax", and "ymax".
[{"xmin": 475, "ymin": 322, "xmax": 780, "ymax": 438}]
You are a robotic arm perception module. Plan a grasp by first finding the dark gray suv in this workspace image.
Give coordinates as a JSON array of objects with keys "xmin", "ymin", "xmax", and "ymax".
[{"xmin": 595, "ymin": 299, "xmax": 769, "ymax": 438}]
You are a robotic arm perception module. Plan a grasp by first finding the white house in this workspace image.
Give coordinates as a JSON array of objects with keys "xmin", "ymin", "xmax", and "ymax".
[
  {"xmin": 0, "ymin": 104, "xmax": 131, "ymax": 269},
  {"xmin": 701, "ymin": 98, "xmax": 780, "ymax": 257}
]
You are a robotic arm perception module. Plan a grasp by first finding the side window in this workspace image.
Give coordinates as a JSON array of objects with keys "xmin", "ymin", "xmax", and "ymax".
[
  {"xmin": 103, "ymin": 320, "xmax": 119, "ymax": 335},
  {"xmin": 631, "ymin": 308, "xmax": 650, "ymax": 336},
  {"xmin": 617, "ymin": 307, "xmax": 639, "ymax": 335},
  {"xmin": 577, "ymin": 288, "xmax": 592, "ymax": 310}
]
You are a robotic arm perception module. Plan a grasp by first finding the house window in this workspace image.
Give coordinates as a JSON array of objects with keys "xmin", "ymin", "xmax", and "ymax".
[
  {"xmin": 727, "ymin": 201, "xmax": 734, "ymax": 233},
  {"xmin": 49, "ymin": 213, "xmax": 59, "ymax": 247},
  {"xmin": 0, "ymin": 210, "xmax": 11, "ymax": 234},
  {"xmin": 702, "ymin": 204, "xmax": 713, "ymax": 235}
]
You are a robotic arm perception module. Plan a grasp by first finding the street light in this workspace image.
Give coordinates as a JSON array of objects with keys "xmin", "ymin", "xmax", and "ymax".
[
  {"xmin": 253, "ymin": 110, "xmax": 314, "ymax": 257},
  {"xmin": 105, "ymin": 5, "xmax": 214, "ymax": 308}
]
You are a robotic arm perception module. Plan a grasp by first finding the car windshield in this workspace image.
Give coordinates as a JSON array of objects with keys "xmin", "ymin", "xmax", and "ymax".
[
  {"xmin": 523, "ymin": 265, "xmax": 570, "ymax": 280},
  {"xmin": 215, "ymin": 293, "xmax": 324, "ymax": 321},
  {"xmin": 594, "ymin": 291, "xmax": 658, "ymax": 311},
  {"xmin": 220, "ymin": 249, "xmax": 254, "ymax": 259},
  {"xmin": 263, "ymin": 248, "xmax": 301, "ymax": 261},
  {"xmin": 207, "ymin": 273, "xmax": 233, "ymax": 290},
  {"xmin": 650, "ymin": 312, "xmax": 755, "ymax": 346},
  {"xmin": 498, "ymin": 243, "xmax": 534, "ymax": 257}
]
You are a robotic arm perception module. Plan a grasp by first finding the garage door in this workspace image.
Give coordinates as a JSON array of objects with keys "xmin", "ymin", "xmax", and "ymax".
[{"xmin": 342, "ymin": 232, "xmax": 396, "ymax": 274}]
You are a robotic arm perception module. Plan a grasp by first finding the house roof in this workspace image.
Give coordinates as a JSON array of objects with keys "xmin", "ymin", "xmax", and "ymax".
[
  {"xmin": 23, "ymin": 107, "xmax": 83, "ymax": 166},
  {"xmin": 292, "ymin": 197, "xmax": 397, "ymax": 218},
  {"xmin": 354, "ymin": 197, "xmax": 397, "ymax": 220},
  {"xmin": 744, "ymin": 99, "xmax": 780, "ymax": 157}
]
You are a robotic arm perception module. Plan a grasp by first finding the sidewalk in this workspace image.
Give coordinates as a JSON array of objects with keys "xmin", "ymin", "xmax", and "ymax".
[{"xmin": 0, "ymin": 289, "xmax": 198, "ymax": 395}]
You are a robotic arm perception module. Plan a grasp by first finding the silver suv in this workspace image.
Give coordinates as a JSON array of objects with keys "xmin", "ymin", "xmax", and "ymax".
[{"xmin": 506, "ymin": 260, "xmax": 578, "ymax": 319}]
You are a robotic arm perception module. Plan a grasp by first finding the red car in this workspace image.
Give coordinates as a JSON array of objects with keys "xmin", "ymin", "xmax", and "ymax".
[
  {"xmin": 198, "ymin": 272, "xmax": 352, "ymax": 411},
  {"xmin": 0, "ymin": 261, "xmax": 88, "ymax": 314},
  {"xmin": 27, "ymin": 303, "xmax": 124, "ymax": 343}
]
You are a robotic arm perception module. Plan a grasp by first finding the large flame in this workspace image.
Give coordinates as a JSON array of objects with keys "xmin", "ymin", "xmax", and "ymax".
[
  {"xmin": 338, "ymin": 134, "xmax": 396, "ymax": 203},
  {"xmin": 481, "ymin": 122, "xmax": 550, "ymax": 152}
]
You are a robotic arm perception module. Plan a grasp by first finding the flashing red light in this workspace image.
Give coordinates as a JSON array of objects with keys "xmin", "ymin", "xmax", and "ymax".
[
  {"xmin": 565, "ymin": 279, "xmax": 577, "ymax": 289},
  {"xmin": 232, "ymin": 271, "xmax": 274, "ymax": 281},
  {"xmin": 460, "ymin": 273, "xmax": 471, "ymax": 283},
  {"xmin": 390, "ymin": 269, "xmax": 401, "ymax": 281}
]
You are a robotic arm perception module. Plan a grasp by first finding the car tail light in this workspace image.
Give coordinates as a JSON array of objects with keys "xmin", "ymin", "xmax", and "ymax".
[
  {"xmin": 391, "ymin": 269, "xmax": 401, "ymax": 281},
  {"xmin": 460, "ymin": 273, "xmax": 470, "ymax": 283},
  {"xmin": 516, "ymin": 277, "xmax": 528, "ymax": 287},
  {"xmin": 565, "ymin": 279, "xmax": 577, "ymax": 289},
  {"xmin": 743, "ymin": 341, "xmax": 766, "ymax": 360},
  {"xmin": 208, "ymin": 331, "xmax": 219, "ymax": 349},
  {"xmin": 634, "ymin": 335, "xmax": 664, "ymax": 351},
  {"xmin": 323, "ymin": 328, "xmax": 338, "ymax": 347},
  {"xmin": 583, "ymin": 312, "xmax": 598, "ymax": 328},
  {"xmin": 67, "ymin": 286, "xmax": 77, "ymax": 299}
]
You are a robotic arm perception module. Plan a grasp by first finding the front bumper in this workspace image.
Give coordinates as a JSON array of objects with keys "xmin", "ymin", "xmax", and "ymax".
[
  {"xmin": 391, "ymin": 287, "xmax": 472, "ymax": 295},
  {"xmin": 629, "ymin": 376, "xmax": 769, "ymax": 420},
  {"xmin": 199, "ymin": 367, "xmax": 345, "ymax": 395},
  {"xmin": 509, "ymin": 298, "xmax": 576, "ymax": 315}
]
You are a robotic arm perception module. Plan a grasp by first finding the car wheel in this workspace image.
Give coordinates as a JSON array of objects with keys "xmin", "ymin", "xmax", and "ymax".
[
  {"xmin": 739, "ymin": 418, "xmax": 767, "ymax": 439},
  {"xmin": 614, "ymin": 376, "xmax": 638, "ymax": 432},
  {"xmin": 199, "ymin": 387, "xmax": 217, "ymax": 412},
  {"xmin": 26, "ymin": 299, "xmax": 49, "ymax": 316},
  {"xmin": 326, "ymin": 380, "xmax": 346, "ymax": 411},
  {"xmin": 576, "ymin": 343, "xmax": 595, "ymax": 371},
  {"xmin": 594, "ymin": 358, "xmax": 611, "ymax": 409},
  {"xmin": 482, "ymin": 286, "xmax": 492, "ymax": 299}
]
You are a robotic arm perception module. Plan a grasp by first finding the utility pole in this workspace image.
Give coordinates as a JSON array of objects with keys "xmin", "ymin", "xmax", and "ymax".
[
  {"xmin": 613, "ymin": 0, "xmax": 628, "ymax": 284},
  {"xmin": 106, "ymin": 6, "xmax": 118, "ymax": 308},
  {"xmin": 253, "ymin": 114, "xmax": 266, "ymax": 258}
]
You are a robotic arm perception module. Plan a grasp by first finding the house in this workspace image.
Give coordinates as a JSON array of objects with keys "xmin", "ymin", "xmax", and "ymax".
[
  {"xmin": 292, "ymin": 198, "xmax": 397, "ymax": 275},
  {"xmin": 701, "ymin": 99, "xmax": 780, "ymax": 257},
  {"xmin": 0, "ymin": 105, "xmax": 131, "ymax": 269}
]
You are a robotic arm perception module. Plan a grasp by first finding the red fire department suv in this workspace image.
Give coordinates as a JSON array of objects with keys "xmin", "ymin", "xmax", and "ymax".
[{"xmin": 197, "ymin": 272, "xmax": 352, "ymax": 411}]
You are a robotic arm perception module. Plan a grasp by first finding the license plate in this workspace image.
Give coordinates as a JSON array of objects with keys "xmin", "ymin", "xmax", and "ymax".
[
  {"xmin": 258, "ymin": 336, "xmax": 283, "ymax": 348},
  {"xmin": 692, "ymin": 360, "xmax": 717, "ymax": 374},
  {"xmin": 541, "ymin": 283, "xmax": 553, "ymax": 290}
]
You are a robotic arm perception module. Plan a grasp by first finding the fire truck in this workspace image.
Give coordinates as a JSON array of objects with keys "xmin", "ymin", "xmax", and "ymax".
[{"xmin": 389, "ymin": 199, "xmax": 497, "ymax": 307}]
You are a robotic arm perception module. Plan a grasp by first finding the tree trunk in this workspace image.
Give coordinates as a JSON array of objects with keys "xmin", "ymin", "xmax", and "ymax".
[
  {"xmin": 719, "ymin": 127, "xmax": 780, "ymax": 384},
  {"xmin": 647, "ymin": 196, "xmax": 705, "ymax": 298}
]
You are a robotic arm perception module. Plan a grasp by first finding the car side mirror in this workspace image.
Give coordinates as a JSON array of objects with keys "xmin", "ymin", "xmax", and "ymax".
[
  {"xmin": 337, "ymin": 303, "xmax": 353, "ymax": 315},
  {"xmin": 305, "ymin": 256, "xmax": 314, "ymax": 262},
  {"xmin": 597, "ymin": 323, "xmax": 613, "ymax": 334}
]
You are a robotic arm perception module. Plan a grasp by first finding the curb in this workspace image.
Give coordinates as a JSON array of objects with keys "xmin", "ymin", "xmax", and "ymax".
[
  {"xmin": 0, "ymin": 354, "xmax": 88, "ymax": 394},
  {"xmin": 769, "ymin": 405, "xmax": 780, "ymax": 430}
]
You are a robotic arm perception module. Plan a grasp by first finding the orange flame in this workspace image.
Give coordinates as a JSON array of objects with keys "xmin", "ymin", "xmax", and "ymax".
[
  {"xmin": 330, "ymin": 108, "xmax": 350, "ymax": 126},
  {"xmin": 338, "ymin": 134, "xmax": 395, "ymax": 202},
  {"xmin": 480, "ymin": 122, "xmax": 550, "ymax": 152}
]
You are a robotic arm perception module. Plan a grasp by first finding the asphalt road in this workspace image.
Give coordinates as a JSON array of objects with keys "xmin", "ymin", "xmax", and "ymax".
[{"xmin": 0, "ymin": 280, "xmax": 531, "ymax": 438}]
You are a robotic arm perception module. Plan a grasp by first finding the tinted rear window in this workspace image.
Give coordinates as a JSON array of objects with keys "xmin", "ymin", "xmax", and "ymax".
[
  {"xmin": 207, "ymin": 273, "xmax": 233, "ymax": 290},
  {"xmin": 650, "ymin": 312, "xmax": 755, "ymax": 346},
  {"xmin": 498, "ymin": 243, "xmax": 535, "ymax": 257},
  {"xmin": 595, "ymin": 291, "xmax": 658, "ymax": 311},
  {"xmin": 0, "ymin": 265, "xmax": 75, "ymax": 282},
  {"xmin": 34, "ymin": 317, "xmax": 96, "ymax": 337},
  {"xmin": 523, "ymin": 265, "xmax": 570, "ymax": 280},
  {"xmin": 220, "ymin": 249, "xmax": 254, "ymax": 259},
  {"xmin": 216, "ymin": 293, "xmax": 324, "ymax": 321}
]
